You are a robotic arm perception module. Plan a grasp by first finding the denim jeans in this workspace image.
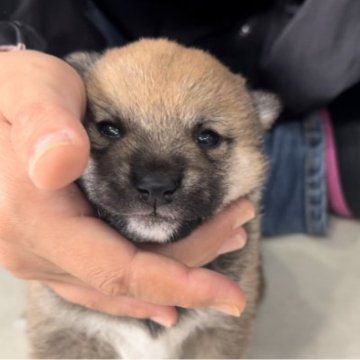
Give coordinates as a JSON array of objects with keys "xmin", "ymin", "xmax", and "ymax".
[
  {"xmin": 261, "ymin": 112, "xmax": 327, "ymax": 237},
  {"xmin": 85, "ymin": 0, "xmax": 328, "ymax": 237}
]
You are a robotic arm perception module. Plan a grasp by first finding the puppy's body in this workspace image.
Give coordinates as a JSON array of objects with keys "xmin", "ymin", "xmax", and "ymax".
[{"xmin": 26, "ymin": 39, "xmax": 278, "ymax": 359}]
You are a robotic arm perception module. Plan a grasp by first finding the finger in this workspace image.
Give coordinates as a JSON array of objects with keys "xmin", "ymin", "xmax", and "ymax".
[
  {"xmin": 0, "ymin": 241, "xmax": 110, "ymax": 290},
  {"xmin": 0, "ymin": 50, "xmax": 89, "ymax": 189},
  {"xmin": 47, "ymin": 281, "xmax": 178, "ymax": 326},
  {"xmin": 0, "ymin": 241, "xmax": 73, "ymax": 282},
  {"xmin": 13, "ymin": 105, "xmax": 90, "ymax": 190},
  {"xmin": 0, "ymin": 244, "xmax": 178, "ymax": 327},
  {"xmin": 144, "ymin": 199, "xmax": 255, "ymax": 267},
  {"xmin": 1, "ymin": 237, "xmax": 178, "ymax": 326},
  {"xmin": 125, "ymin": 252, "xmax": 246, "ymax": 315},
  {"xmin": 34, "ymin": 216, "xmax": 245, "ymax": 316},
  {"xmin": 0, "ymin": 114, "xmax": 92, "ymax": 219}
]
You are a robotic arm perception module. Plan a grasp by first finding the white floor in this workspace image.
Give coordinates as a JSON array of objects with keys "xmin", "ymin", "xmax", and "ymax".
[
  {"xmin": 0, "ymin": 216, "xmax": 359, "ymax": 358},
  {"xmin": 249, "ymin": 216, "xmax": 360, "ymax": 358}
]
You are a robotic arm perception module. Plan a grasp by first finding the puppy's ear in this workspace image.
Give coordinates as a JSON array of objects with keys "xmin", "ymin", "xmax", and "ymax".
[
  {"xmin": 251, "ymin": 91, "xmax": 281, "ymax": 129},
  {"xmin": 65, "ymin": 52, "xmax": 101, "ymax": 78}
]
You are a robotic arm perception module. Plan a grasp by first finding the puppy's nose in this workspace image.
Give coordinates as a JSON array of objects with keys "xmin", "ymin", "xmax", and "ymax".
[{"xmin": 134, "ymin": 172, "xmax": 181, "ymax": 204}]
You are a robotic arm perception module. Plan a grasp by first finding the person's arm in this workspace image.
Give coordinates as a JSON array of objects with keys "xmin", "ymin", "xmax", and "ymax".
[
  {"xmin": 0, "ymin": 49, "xmax": 253, "ymax": 326},
  {"xmin": 262, "ymin": 0, "xmax": 360, "ymax": 113}
]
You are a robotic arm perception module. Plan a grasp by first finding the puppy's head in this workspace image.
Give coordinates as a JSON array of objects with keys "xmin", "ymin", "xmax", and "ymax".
[{"xmin": 67, "ymin": 39, "xmax": 280, "ymax": 243}]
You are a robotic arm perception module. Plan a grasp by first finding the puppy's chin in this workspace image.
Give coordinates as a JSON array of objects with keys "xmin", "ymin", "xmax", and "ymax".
[
  {"xmin": 122, "ymin": 215, "xmax": 203, "ymax": 243},
  {"xmin": 93, "ymin": 202, "xmax": 202, "ymax": 243},
  {"xmin": 125, "ymin": 216, "xmax": 179, "ymax": 243}
]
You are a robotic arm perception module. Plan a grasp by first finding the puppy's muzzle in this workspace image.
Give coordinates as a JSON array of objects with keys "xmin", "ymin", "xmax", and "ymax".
[{"xmin": 133, "ymin": 169, "xmax": 182, "ymax": 205}]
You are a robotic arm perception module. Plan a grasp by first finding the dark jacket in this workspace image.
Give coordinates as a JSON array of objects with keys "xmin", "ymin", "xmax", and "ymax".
[{"xmin": 1, "ymin": 0, "xmax": 360, "ymax": 115}]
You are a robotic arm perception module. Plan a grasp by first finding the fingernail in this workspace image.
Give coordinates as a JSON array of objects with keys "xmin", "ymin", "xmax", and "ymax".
[
  {"xmin": 29, "ymin": 131, "xmax": 73, "ymax": 174},
  {"xmin": 209, "ymin": 304, "xmax": 243, "ymax": 317},
  {"xmin": 150, "ymin": 316, "xmax": 175, "ymax": 328},
  {"xmin": 217, "ymin": 229, "xmax": 247, "ymax": 255}
]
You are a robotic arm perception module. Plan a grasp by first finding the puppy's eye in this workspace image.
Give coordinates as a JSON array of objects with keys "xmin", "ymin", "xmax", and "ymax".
[
  {"xmin": 97, "ymin": 121, "xmax": 122, "ymax": 139},
  {"xmin": 195, "ymin": 129, "xmax": 220, "ymax": 148}
]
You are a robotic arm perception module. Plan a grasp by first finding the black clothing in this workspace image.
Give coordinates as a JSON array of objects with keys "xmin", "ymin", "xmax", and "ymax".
[{"xmin": 1, "ymin": 0, "xmax": 360, "ymax": 115}]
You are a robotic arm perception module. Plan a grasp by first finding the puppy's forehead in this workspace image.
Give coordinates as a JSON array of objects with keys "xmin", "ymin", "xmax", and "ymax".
[{"xmin": 87, "ymin": 39, "xmax": 253, "ymax": 131}]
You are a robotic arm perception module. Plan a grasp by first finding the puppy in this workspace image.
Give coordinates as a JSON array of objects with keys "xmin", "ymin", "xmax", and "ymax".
[{"xmin": 26, "ymin": 39, "xmax": 279, "ymax": 359}]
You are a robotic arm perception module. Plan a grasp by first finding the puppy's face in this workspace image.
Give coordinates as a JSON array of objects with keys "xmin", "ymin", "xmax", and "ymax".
[{"xmin": 68, "ymin": 39, "xmax": 279, "ymax": 243}]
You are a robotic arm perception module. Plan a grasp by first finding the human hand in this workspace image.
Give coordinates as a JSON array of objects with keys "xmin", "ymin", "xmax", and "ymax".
[{"xmin": 0, "ymin": 50, "xmax": 254, "ymax": 327}]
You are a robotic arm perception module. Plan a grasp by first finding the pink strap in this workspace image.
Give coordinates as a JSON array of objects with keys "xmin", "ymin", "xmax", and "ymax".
[{"xmin": 322, "ymin": 109, "xmax": 352, "ymax": 217}]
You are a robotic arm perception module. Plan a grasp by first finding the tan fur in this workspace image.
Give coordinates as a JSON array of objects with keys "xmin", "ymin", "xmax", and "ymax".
[{"xmin": 26, "ymin": 39, "xmax": 279, "ymax": 359}]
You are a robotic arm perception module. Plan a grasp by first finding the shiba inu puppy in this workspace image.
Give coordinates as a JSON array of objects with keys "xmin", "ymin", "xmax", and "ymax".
[{"xmin": 26, "ymin": 39, "xmax": 279, "ymax": 359}]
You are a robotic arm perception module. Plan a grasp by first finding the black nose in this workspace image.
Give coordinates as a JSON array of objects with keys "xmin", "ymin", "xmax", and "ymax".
[{"xmin": 134, "ymin": 171, "xmax": 182, "ymax": 204}]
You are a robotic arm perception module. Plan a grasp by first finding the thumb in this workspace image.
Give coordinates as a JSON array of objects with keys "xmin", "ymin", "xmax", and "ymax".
[
  {"xmin": 11, "ymin": 104, "xmax": 90, "ymax": 190},
  {"xmin": 0, "ymin": 50, "xmax": 90, "ymax": 190}
]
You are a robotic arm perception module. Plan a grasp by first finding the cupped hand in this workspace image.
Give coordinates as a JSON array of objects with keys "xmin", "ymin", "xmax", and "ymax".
[{"xmin": 0, "ymin": 50, "xmax": 254, "ymax": 327}]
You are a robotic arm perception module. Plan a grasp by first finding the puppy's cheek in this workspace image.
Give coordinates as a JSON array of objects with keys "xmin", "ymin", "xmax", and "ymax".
[
  {"xmin": 79, "ymin": 158, "xmax": 102, "ymax": 200},
  {"xmin": 221, "ymin": 148, "xmax": 266, "ymax": 205},
  {"xmin": 177, "ymin": 182, "xmax": 223, "ymax": 222},
  {"xmin": 79, "ymin": 157, "xmax": 120, "ymax": 209},
  {"xmin": 182, "ymin": 166, "xmax": 203, "ymax": 191},
  {"xmin": 95, "ymin": 156, "xmax": 131, "ymax": 193}
]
